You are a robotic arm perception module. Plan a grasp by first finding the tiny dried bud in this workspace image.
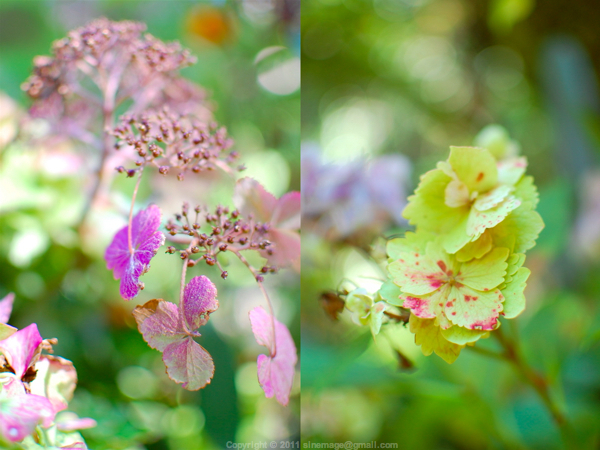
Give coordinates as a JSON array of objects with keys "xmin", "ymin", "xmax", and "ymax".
[
  {"xmin": 231, "ymin": 210, "xmax": 240, "ymax": 219},
  {"xmin": 193, "ymin": 222, "xmax": 200, "ymax": 229},
  {"xmin": 219, "ymin": 244, "xmax": 227, "ymax": 252},
  {"xmin": 159, "ymin": 166, "xmax": 169, "ymax": 175},
  {"xmin": 166, "ymin": 246, "xmax": 176, "ymax": 254},
  {"xmin": 239, "ymin": 237, "xmax": 248, "ymax": 245},
  {"xmin": 116, "ymin": 166, "xmax": 126, "ymax": 173},
  {"xmin": 206, "ymin": 238, "xmax": 215, "ymax": 246},
  {"xmin": 259, "ymin": 240, "xmax": 271, "ymax": 249},
  {"xmin": 182, "ymin": 224, "xmax": 190, "ymax": 231},
  {"xmin": 205, "ymin": 256, "xmax": 216, "ymax": 266},
  {"xmin": 212, "ymin": 227, "xmax": 221, "ymax": 236},
  {"xmin": 177, "ymin": 172, "xmax": 184, "ymax": 181},
  {"xmin": 180, "ymin": 251, "xmax": 188, "ymax": 260},
  {"xmin": 241, "ymin": 224, "xmax": 250, "ymax": 233},
  {"xmin": 126, "ymin": 169, "xmax": 136, "ymax": 177},
  {"xmin": 194, "ymin": 205, "xmax": 201, "ymax": 213},
  {"xmin": 261, "ymin": 266, "xmax": 269, "ymax": 273},
  {"xmin": 221, "ymin": 271, "xmax": 228, "ymax": 279},
  {"xmin": 250, "ymin": 242, "xmax": 258, "ymax": 249},
  {"xmin": 256, "ymin": 275, "xmax": 264, "ymax": 283},
  {"xmin": 227, "ymin": 236, "xmax": 235, "ymax": 244},
  {"xmin": 191, "ymin": 246, "xmax": 200, "ymax": 253}
]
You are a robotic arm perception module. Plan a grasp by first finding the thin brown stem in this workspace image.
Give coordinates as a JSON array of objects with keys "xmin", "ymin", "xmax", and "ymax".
[{"xmin": 493, "ymin": 326, "xmax": 575, "ymax": 449}]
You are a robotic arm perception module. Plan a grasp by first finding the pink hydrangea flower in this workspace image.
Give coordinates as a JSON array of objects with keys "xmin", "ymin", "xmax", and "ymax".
[
  {"xmin": 105, "ymin": 204, "xmax": 165, "ymax": 300},
  {"xmin": 133, "ymin": 276, "xmax": 219, "ymax": 390},
  {"xmin": 0, "ymin": 387, "xmax": 55, "ymax": 443},
  {"xmin": 234, "ymin": 178, "xmax": 300, "ymax": 270},
  {"xmin": 249, "ymin": 306, "xmax": 297, "ymax": 406}
]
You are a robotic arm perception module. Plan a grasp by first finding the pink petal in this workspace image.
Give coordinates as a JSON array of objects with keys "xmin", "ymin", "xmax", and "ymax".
[
  {"xmin": 249, "ymin": 307, "xmax": 297, "ymax": 406},
  {"xmin": 233, "ymin": 177, "xmax": 277, "ymax": 223},
  {"xmin": 182, "ymin": 276, "xmax": 218, "ymax": 332},
  {"xmin": 262, "ymin": 229, "xmax": 301, "ymax": 270},
  {"xmin": 60, "ymin": 444, "xmax": 88, "ymax": 450},
  {"xmin": 132, "ymin": 300, "xmax": 186, "ymax": 351},
  {"xmin": 0, "ymin": 393, "xmax": 56, "ymax": 442},
  {"xmin": 272, "ymin": 191, "xmax": 301, "ymax": 229},
  {"xmin": 0, "ymin": 292, "xmax": 15, "ymax": 323},
  {"xmin": 56, "ymin": 416, "xmax": 97, "ymax": 432},
  {"xmin": 162, "ymin": 336, "xmax": 214, "ymax": 391},
  {"xmin": 0, "ymin": 323, "xmax": 43, "ymax": 378}
]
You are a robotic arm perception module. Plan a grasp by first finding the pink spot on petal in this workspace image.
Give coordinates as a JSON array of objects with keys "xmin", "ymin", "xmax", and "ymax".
[
  {"xmin": 476, "ymin": 172, "xmax": 484, "ymax": 182},
  {"xmin": 437, "ymin": 260, "xmax": 447, "ymax": 272}
]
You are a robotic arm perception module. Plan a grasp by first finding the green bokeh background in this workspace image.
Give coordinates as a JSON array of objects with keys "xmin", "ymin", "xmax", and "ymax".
[
  {"xmin": 0, "ymin": 1, "xmax": 300, "ymax": 449},
  {"xmin": 301, "ymin": 0, "xmax": 600, "ymax": 449}
]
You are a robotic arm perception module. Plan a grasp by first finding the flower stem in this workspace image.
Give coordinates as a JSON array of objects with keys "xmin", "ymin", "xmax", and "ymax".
[
  {"xmin": 493, "ymin": 325, "xmax": 576, "ymax": 449},
  {"xmin": 127, "ymin": 168, "xmax": 144, "ymax": 254}
]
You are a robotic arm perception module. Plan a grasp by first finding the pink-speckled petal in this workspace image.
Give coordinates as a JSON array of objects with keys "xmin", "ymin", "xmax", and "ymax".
[
  {"xmin": 182, "ymin": 276, "xmax": 218, "ymax": 331},
  {"xmin": 0, "ymin": 392, "xmax": 55, "ymax": 442},
  {"xmin": 0, "ymin": 324, "xmax": 43, "ymax": 378},
  {"xmin": 132, "ymin": 299, "xmax": 186, "ymax": 351},
  {"xmin": 162, "ymin": 337, "xmax": 214, "ymax": 391},
  {"xmin": 0, "ymin": 293, "xmax": 15, "ymax": 323},
  {"xmin": 444, "ymin": 285, "xmax": 503, "ymax": 330},
  {"xmin": 249, "ymin": 307, "xmax": 297, "ymax": 406}
]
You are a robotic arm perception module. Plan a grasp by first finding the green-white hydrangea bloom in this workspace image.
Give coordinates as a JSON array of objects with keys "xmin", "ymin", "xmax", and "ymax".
[
  {"xmin": 345, "ymin": 288, "xmax": 387, "ymax": 338},
  {"xmin": 403, "ymin": 146, "xmax": 538, "ymax": 254},
  {"xmin": 386, "ymin": 231, "xmax": 530, "ymax": 362}
]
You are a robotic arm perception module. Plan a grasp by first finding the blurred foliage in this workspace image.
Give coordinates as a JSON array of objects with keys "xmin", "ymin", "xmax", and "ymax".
[
  {"xmin": 302, "ymin": 0, "xmax": 600, "ymax": 448},
  {"xmin": 0, "ymin": 1, "xmax": 299, "ymax": 449}
]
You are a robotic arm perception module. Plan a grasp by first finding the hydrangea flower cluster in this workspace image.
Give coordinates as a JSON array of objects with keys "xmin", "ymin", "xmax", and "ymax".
[
  {"xmin": 112, "ymin": 107, "xmax": 239, "ymax": 180},
  {"xmin": 0, "ymin": 294, "xmax": 95, "ymax": 448},
  {"xmin": 22, "ymin": 17, "xmax": 201, "ymax": 137},
  {"xmin": 383, "ymin": 133, "xmax": 544, "ymax": 363}
]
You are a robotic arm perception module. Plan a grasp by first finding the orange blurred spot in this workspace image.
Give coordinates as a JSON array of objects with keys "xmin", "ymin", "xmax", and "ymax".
[{"xmin": 186, "ymin": 6, "xmax": 231, "ymax": 45}]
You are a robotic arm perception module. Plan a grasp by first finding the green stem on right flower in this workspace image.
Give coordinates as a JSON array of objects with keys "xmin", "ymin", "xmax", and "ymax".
[{"xmin": 493, "ymin": 325, "xmax": 576, "ymax": 449}]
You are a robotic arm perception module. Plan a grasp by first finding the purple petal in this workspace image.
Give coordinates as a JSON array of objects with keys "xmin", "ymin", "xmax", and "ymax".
[
  {"xmin": 162, "ymin": 336, "xmax": 214, "ymax": 390},
  {"xmin": 249, "ymin": 307, "xmax": 297, "ymax": 406},
  {"xmin": 262, "ymin": 229, "xmax": 301, "ymax": 270},
  {"xmin": 0, "ymin": 323, "xmax": 43, "ymax": 379},
  {"xmin": 0, "ymin": 293, "xmax": 15, "ymax": 323},
  {"xmin": 132, "ymin": 299, "xmax": 186, "ymax": 351},
  {"xmin": 182, "ymin": 276, "xmax": 218, "ymax": 331},
  {"xmin": 105, "ymin": 205, "xmax": 165, "ymax": 301},
  {"xmin": 0, "ymin": 392, "xmax": 56, "ymax": 442}
]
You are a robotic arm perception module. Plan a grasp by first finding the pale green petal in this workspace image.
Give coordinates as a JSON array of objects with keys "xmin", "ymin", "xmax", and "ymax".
[
  {"xmin": 403, "ymin": 168, "xmax": 468, "ymax": 232},
  {"xmin": 513, "ymin": 175, "xmax": 539, "ymax": 209},
  {"xmin": 441, "ymin": 325, "xmax": 488, "ymax": 345},
  {"xmin": 490, "ymin": 207, "xmax": 544, "ymax": 254},
  {"xmin": 444, "ymin": 285, "xmax": 503, "ymax": 330},
  {"xmin": 497, "ymin": 157, "xmax": 527, "ymax": 186},
  {"xmin": 458, "ymin": 247, "xmax": 509, "ymax": 291},
  {"xmin": 474, "ymin": 185, "xmax": 512, "ymax": 211},
  {"xmin": 386, "ymin": 231, "xmax": 433, "ymax": 260},
  {"xmin": 345, "ymin": 288, "xmax": 372, "ymax": 326},
  {"xmin": 466, "ymin": 195, "xmax": 521, "ymax": 242},
  {"xmin": 409, "ymin": 314, "xmax": 463, "ymax": 364},
  {"xmin": 0, "ymin": 323, "xmax": 16, "ymax": 340},
  {"xmin": 501, "ymin": 267, "xmax": 530, "ymax": 319},
  {"xmin": 449, "ymin": 146, "xmax": 498, "ymax": 193},
  {"xmin": 378, "ymin": 280, "xmax": 403, "ymax": 306},
  {"xmin": 455, "ymin": 232, "xmax": 492, "ymax": 262},
  {"xmin": 426, "ymin": 241, "xmax": 460, "ymax": 275},
  {"xmin": 474, "ymin": 124, "xmax": 519, "ymax": 159},
  {"xmin": 500, "ymin": 253, "xmax": 526, "ymax": 288},
  {"xmin": 443, "ymin": 214, "xmax": 471, "ymax": 254},
  {"xmin": 370, "ymin": 302, "xmax": 387, "ymax": 337},
  {"xmin": 445, "ymin": 179, "xmax": 471, "ymax": 207}
]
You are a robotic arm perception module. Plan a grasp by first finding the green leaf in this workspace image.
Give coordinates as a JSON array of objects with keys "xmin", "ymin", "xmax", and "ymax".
[
  {"xmin": 490, "ymin": 207, "xmax": 544, "ymax": 254},
  {"xmin": 513, "ymin": 175, "xmax": 539, "ymax": 208}
]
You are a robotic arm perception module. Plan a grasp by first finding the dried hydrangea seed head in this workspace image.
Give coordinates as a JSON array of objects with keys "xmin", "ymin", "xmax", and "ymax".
[{"xmin": 221, "ymin": 271, "xmax": 228, "ymax": 279}]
